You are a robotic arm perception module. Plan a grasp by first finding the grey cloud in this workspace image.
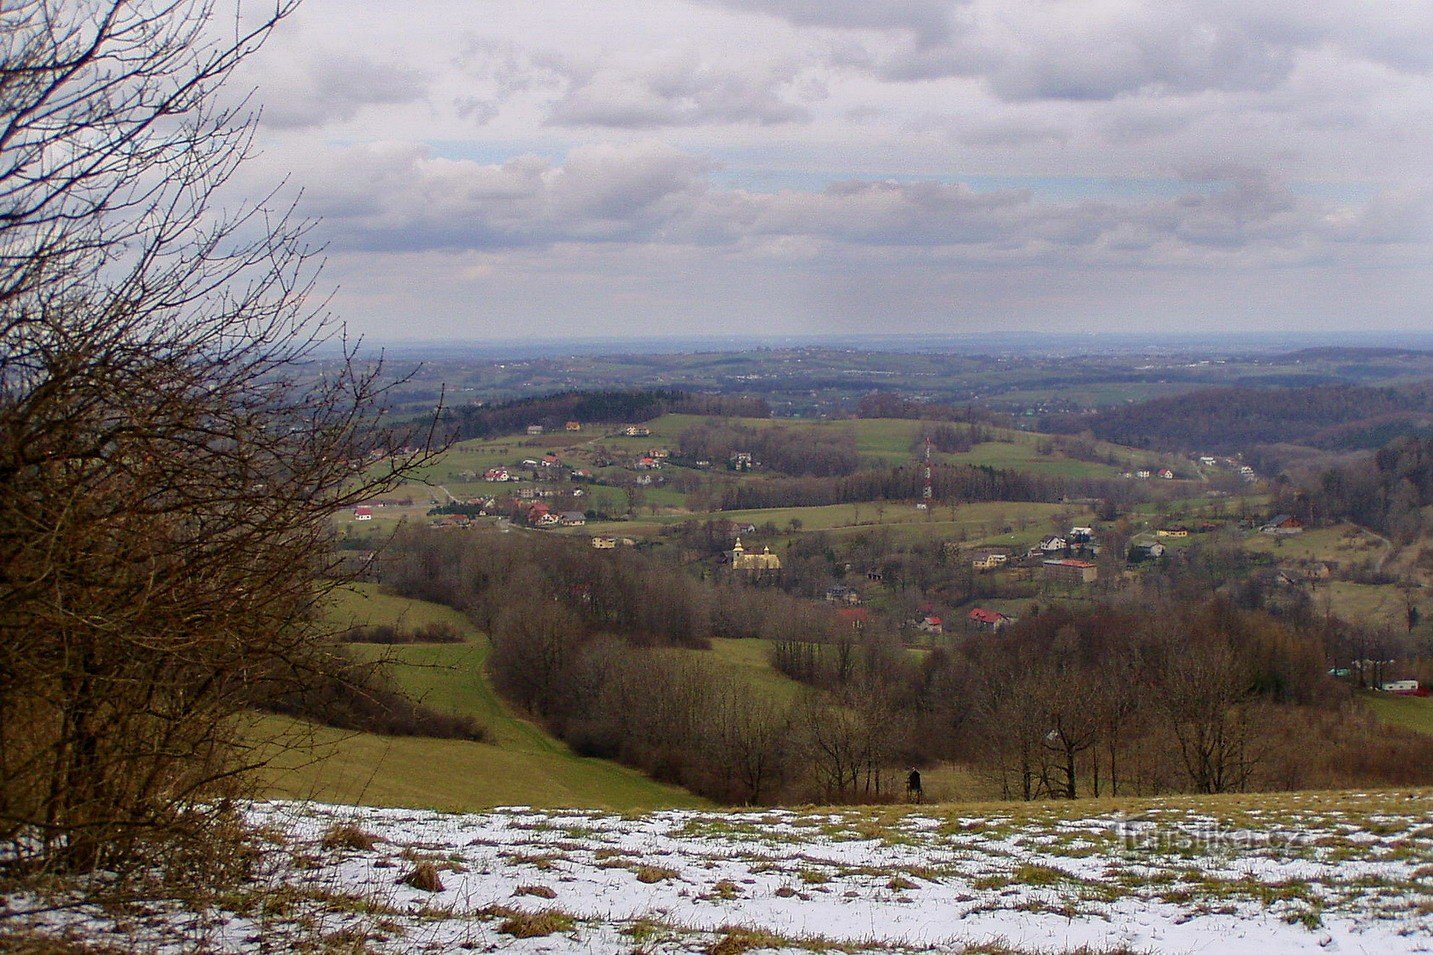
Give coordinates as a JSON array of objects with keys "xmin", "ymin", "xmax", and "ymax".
[
  {"xmin": 295, "ymin": 142, "xmax": 1417, "ymax": 272},
  {"xmin": 258, "ymin": 52, "xmax": 426, "ymax": 129},
  {"xmin": 547, "ymin": 58, "xmax": 812, "ymax": 128},
  {"xmin": 297, "ymin": 142, "xmax": 714, "ymax": 251},
  {"xmin": 708, "ymin": 1, "xmax": 1432, "ymax": 102},
  {"xmin": 697, "ymin": 0, "xmax": 957, "ymax": 42}
]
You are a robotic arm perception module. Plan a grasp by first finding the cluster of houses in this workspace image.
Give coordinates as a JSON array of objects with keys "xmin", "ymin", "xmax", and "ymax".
[
  {"xmin": 967, "ymin": 525, "xmax": 1103, "ymax": 586},
  {"xmin": 1197, "ymin": 455, "xmax": 1258, "ymax": 483},
  {"xmin": 1122, "ymin": 467, "xmax": 1177, "ymax": 480}
]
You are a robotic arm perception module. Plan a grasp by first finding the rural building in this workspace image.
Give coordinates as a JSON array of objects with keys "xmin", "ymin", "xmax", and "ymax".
[
  {"xmin": 1128, "ymin": 539, "xmax": 1166, "ymax": 561},
  {"xmin": 729, "ymin": 451, "xmax": 754, "ymax": 471},
  {"xmin": 824, "ymin": 585, "xmax": 862, "ymax": 605},
  {"xmin": 591, "ymin": 537, "xmax": 617, "ymax": 549},
  {"xmin": 1069, "ymin": 526, "xmax": 1094, "ymax": 542},
  {"xmin": 559, "ymin": 511, "xmax": 587, "ymax": 526},
  {"xmin": 836, "ymin": 607, "xmax": 869, "ymax": 630},
  {"xmin": 1380, "ymin": 680, "xmax": 1421, "ymax": 694},
  {"xmin": 1260, "ymin": 515, "xmax": 1305, "ymax": 535},
  {"xmin": 1158, "ymin": 468, "xmax": 1175, "ymax": 479},
  {"xmin": 1038, "ymin": 535, "xmax": 1068, "ymax": 553},
  {"xmin": 526, "ymin": 424, "xmax": 544, "ymax": 435},
  {"xmin": 621, "ymin": 425, "xmax": 651, "ymax": 437},
  {"xmin": 564, "ymin": 420, "xmax": 582, "ymax": 431},
  {"xmin": 1043, "ymin": 558, "xmax": 1098, "ymax": 585},
  {"xmin": 971, "ymin": 549, "xmax": 1010, "ymax": 571},
  {"xmin": 967, "ymin": 607, "xmax": 1011, "ymax": 631},
  {"xmin": 352, "ymin": 506, "xmax": 373, "ymax": 521},
  {"xmin": 915, "ymin": 614, "xmax": 943, "ymax": 635},
  {"xmin": 1157, "ymin": 526, "xmax": 1189, "ymax": 538},
  {"xmin": 730, "ymin": 538, "xmax": 781, "ymax": 573}
]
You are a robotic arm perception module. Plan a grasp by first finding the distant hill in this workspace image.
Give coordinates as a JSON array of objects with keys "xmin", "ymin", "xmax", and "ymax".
[
  {"xmin": 446, "ymin": 389, "xmax": 769, "ymax": 440},
  {"xmin": 1044, "ymin": 382, "xmax": 1433, "ymax": 455}
]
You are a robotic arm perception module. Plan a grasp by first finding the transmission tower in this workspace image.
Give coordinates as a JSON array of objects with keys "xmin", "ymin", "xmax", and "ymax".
[{"xmin": 917, "ymin": 436, "xmax": 932, "ymax": 510}]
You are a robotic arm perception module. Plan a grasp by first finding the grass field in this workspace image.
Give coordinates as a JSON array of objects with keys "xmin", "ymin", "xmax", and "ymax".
[
  {"xmin": 1243, "ymin": 523, "xmax": 1387, "ymax": 564},
  {"xmin": 677, "ymin": 638, "xmax": 804, "ymax": 703},
  {"xmin": 257, "ymin": 584, "xmax": 707, "ymax": 812},
  {"xmin": 1366, "ymin": 692, "xmax": 1433, "ymax": 736}
]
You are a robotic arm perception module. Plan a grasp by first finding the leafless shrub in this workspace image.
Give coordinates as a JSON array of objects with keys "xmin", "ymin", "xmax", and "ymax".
[{"xmin": 0, "ymin": 0, "xmax": 438, "ymax": 895}]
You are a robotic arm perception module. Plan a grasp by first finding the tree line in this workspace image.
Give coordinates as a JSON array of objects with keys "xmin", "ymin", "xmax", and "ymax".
[
  {"xmin": 678, "ymin": 420, "xmax": 862, "ymax": 477},
  {"xmin": 445, "ymin": 389, "xmax": 770, "ymax": 440},
  {"xmin": 1043, "ymin": 383, "xmax": 1433, "ymax": 455},
  {"xmin": 713, "ymin": 463, "xmax": 1147, "ymax": 511}
]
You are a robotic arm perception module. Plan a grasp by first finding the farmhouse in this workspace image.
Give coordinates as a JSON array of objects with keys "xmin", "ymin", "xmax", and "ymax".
[
  {"xmin": 526, "ymin": 424, "xmax": 544, "ymax": 435},
  {"xmin": 621, "ymin": 425, "xmax": 651, "ymax": 437},
  {"xmin": 1260, "ymin": 515, "xmax": 1305, "ymax": 535},
  {"xmin": 591, "ymin": 537, "xmax": 617, "ymax": 549},
  {"xmin": 565, "ymin": 420, "xmax": 582, "ymax": 432},
  {"xmin": 915, "ymin": 614, "xmax": 944, "ymax": 635},
  {"xmin": 729, "ymin": 451, "xmax": 754, "ymax": 471},
  {"xmin": 967, "ymin": 607, "xmax": 1011, "ymax": 631},
  {"xmin": 1068, "ymin": 526, "xmax": 1094, "ymax": 542},
  {"xmin": 1038, "ymin": 535, "xmax": 1068, "ymax": 554},
  {"xmin": 1158, "ymin": 468, "xmax": 1175, "ymax": 479},
  {"xmin": 730, "ymin": 538, "xmax": 781, "ymax": 573},
  {"xmin": 1128, "ymin": 538, "xmax": 1167, "ymax": 562},
  {"xmin": 1157, "ymin": 526, "xmax": 1189, "ymax": 538},
  {"xmin": 824, "ymin": 585, "xmax": 862, "ymax": 605},
  {"xmin": 971, "ymin": 549, "xmax": 1010, "ymax": 571},
  {"xmin": 1043, "ymin": 558, "xmax": 1098, "ymax": 585},
  {"xmin": 352, "ymin": 506, "xmax": 373, "ymax": 521},
  {"xmin": 836, "ymin": 607, "xmax": 869, "ymax": 630},
  {"xmin": 559, "ymin": 511, "xmax": 587, "ymax": 526}
]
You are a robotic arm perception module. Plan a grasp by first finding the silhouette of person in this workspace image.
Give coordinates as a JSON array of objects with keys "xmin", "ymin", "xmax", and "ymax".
[{"xmin": 907, "ymin": 768, "xmax": 923, "ymax": 804}]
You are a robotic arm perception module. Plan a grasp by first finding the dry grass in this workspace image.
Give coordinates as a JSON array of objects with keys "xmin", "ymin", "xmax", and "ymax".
[
  {"xmin": 397, "ymin": 861, "xmax": 444, "ymax": 892},
  {"xmin": 497, "ymin": 908, "xmax": 575, "ymax": 938},
  {"xmin": 320, "ymin": 823, "xmax": 379, "ymax": 852}
]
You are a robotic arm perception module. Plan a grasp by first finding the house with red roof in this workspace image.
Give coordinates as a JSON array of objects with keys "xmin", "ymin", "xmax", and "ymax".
[{"xmin": 967, "ymin": 607, "xmax": 1011, "ymax": 631}]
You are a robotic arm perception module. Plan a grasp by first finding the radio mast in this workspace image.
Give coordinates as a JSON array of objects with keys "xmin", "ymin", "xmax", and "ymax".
[{"xmin": 917, "ymin": 436, "xmax": 932, "ymax": 510}]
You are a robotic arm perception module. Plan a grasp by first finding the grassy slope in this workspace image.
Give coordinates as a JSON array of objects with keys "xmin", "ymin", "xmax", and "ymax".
[
  {"xmin": 1366, "ymin": 693, "xmax": 1433, "ymax": 736},
  {"xmin": 258, "ymin": 584, "xmax": 707, "ymax": 812}
]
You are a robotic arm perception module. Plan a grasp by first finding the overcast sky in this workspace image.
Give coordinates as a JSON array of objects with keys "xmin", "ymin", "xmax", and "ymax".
[{"xmin": 235, "ymin": 0, "xmax": 1432, "ymax": 341}]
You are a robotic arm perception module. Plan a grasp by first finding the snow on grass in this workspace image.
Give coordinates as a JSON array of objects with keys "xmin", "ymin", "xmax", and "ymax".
[{"xmin": 8, "ymin": 790, "xmax": 1432, "ymax": 953}]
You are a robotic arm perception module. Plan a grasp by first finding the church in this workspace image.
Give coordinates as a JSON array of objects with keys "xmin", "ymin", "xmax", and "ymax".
[{"xmin": 729, "ymin": 537, "xmax": 781, "ymax": 573}]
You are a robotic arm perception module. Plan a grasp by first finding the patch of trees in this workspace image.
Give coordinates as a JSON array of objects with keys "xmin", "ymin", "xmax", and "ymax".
[
  {"xmin": 447, "ymin": 389, "xmax": 686, "ymax": 439},
  {"xmin": 341, "ymin": 623, "xmax": 465, "ymax": 645},
  {"xmin": 678, "ymin": 421, "xmax": 861, "ymax": 477},
  {"xmin": 1277, "ymin": 433, "xmax": 1433, "ymax": 542},
  {"xmin": 1044, "ymin": 384, "xmax": 1433, "ymax": 454},
  {"xmin": 779, "ymin": 598, "xmax": 1433, "ymax": 800},
  {"xmin": 447, "ymin": 389, "xmax": 770, "ymax": 440},
  {"xmin": 856, "ymin": 393, "xmax": 1011, "ymax": 427},
  {"xmin": 714, "ymin": 464, "xmax": 1143, "ymax": 511}
]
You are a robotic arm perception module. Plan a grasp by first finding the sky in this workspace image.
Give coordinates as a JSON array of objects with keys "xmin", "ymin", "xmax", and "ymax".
[{"xmin": 233, "ymin": 0, "xmax": 1433, "ymax": 341}]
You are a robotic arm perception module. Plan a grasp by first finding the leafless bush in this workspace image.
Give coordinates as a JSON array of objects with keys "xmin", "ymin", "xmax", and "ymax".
[{"xmin": 0, "ymin": 0, "xmax": 437, "ymax": 889}]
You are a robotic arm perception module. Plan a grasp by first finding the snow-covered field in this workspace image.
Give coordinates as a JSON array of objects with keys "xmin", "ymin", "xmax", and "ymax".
[{"xmin": 15, "ymin": 790, "xmax": 1433, "ymax": 953}]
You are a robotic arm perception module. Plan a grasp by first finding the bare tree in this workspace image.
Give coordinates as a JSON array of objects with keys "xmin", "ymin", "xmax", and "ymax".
[{"xmin": 0, "ymin": 0, "xmax": 434, "ymax": 881}]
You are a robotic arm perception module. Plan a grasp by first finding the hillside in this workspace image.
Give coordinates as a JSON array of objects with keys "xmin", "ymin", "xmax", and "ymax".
[
  {"xmin": 257, "ymin": 584, "xmax": 706, "ymax": 812},
  {"xmin": 1046, "ymin": 382, "xmax": 1433, "ymax": 455}
]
